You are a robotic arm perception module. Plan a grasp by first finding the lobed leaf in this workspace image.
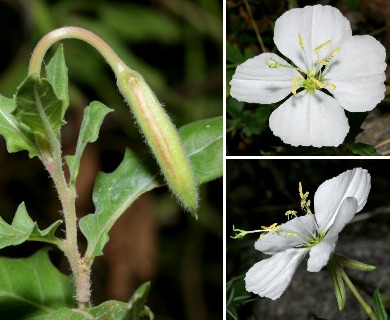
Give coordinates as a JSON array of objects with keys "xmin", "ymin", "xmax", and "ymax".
[
  {"xmin": 0, "ymin": 249, "xmax": 74, "ymax": 319},
  {"xmin": 66, "ymin": 101, "xmax": 113, "ymax": 183},
  {"xmin": 80, "ymin": 116, "xmax": 222, "ymax": 264},
  {"xmin": 0, "ymin": 202, "xmax": 62, "ymax": 249},
  {"xmin": 80, "ymin": 148, "xmax": 159, "ymax": 262},
  {"xmin": 51, "ymin": 282, "xmax": 153, "ymax": 320},
  {"xmin": 14, "ymin": 74, "xmax": 67, "ymax": 139},
  {"xmin": 45, "ymin": 45, "xmax": 69, "ymax": 108},
  {"xmin": 0, "ymin": 95, "xmax": 39, "ymax": 158}
]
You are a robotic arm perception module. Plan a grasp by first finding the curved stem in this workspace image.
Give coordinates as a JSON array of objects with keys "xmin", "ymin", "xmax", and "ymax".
[
  {"xmin": 29, "ymin": 26, "xmax": 125, "ymax": 76},
  {"xmin": 340, "ymin": 268, "xmax": 377, "ymax": 320}
]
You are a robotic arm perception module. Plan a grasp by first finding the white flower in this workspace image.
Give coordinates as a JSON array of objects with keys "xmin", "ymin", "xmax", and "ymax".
[
  {"xmin": 245, "ymin": 168, "xmax": 371, "ymax": 300},
  {"xmin": 230, "ymin": 5, "xmax": 386, "ymax": 147}
]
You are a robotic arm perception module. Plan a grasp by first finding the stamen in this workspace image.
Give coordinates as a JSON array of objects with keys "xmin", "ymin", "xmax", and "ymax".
[
  {"xmin": 285, "ymin": 210, "xmax": 297, "ymax": 220},
  {"xmin": 286, "ymin": 232, "xmax": 298, "ymax": 238},
  {"xmin": 326, "ymin": 47, "xmax": 340, "ymax": 61},
  {"xmin": 325, "ymin": 81, "xmax": 337, "ymax": 90},
  {"xmin": 265, "ymin": 56, "xmax": 281, "ymax": 68},
  {"xmin": 317, "ymin": 59, "xmax": 328, "ymax": 66},
  {"xmin": 305, "ymin": 200, "xmax": 312, "ymax": 215},
  {"xmin": 298, "ymin": 32, "xmax": 305, "ymax": 51},
  {"xmin": 292, "ymin": 77, "xmax": 297, "ymax": 95},
  {"xmin": 262, "ymin": 223, "xmax": 282, "ymax": 234},
  {"xmin": 311, "ymin": 78, "xmax": 323, "ymax": 89},
  {"xmin": 314, "ymin": 39, "xmax": 331, "ymax": 52},
  {"xmin": 298, "ymin": 182, "xmax": 312, "ymax": 215},
  {"xmin": 231, "ymin": 223, "xmax": 282, "ymax": 240}
]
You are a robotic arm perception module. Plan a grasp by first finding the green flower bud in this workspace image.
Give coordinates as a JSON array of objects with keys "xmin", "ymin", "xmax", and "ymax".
[{"xmin": 116, "ymin": 64, "xmax": 199, "ymax": 216}]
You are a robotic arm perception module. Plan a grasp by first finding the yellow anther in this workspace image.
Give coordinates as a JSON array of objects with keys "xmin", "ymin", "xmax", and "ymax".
[
  {"xmin": 298, "ymin": 32, "xmax": 305, "ymax": 51},
  {"xmin": 285, "ymin": 210, "xmax": 297, "ymax": 220},
  {"xmin": 286, "ymin": 232, "xmax": 298, "ymax": 238},
  {"xmin": 325, "ymin": 81, "xmax": 336, "ymax": 90},
  {"xmin": 317, "ymin": 59, "xmax": 328, "ymax": 66},
  {"xmin": 311, "ymin": 78, "xmax": 323, "ymax": 89},
  {"xmin": 326, "ymin": 47, "xmax": 340, "ymax": 61},
  {"xmin": 261, "ymin": 223, "xmax": 282, "ymax": 235},
  {"xmin": 305, "ymin": 200, "xmax": 312, "ymax": 215},
  {"xmin": 292, "ymin": 77, "xmax": 297, "ymax": 95},
  {"xmin": 314, "ymin": 39, "xmax": 331, "ymax": 52},
  {"xmin": 299, "ymin": 182, "xmax": 304, "ymax": 198}
]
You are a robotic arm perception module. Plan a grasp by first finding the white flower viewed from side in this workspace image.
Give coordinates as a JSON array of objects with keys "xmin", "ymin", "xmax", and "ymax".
[
  {"xmin": 245, "ymin": 168, "xmax": 371, "ymax": 300},
  {"xmin": 230, "ymin": 5, "xmax": 386, "ymax": 147}
]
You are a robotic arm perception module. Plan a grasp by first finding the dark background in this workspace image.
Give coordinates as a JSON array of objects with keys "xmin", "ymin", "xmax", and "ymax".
[
  {"xmin": 227, "ymin": 159, "xmax": 390, "ymax": 319},
  {"xmin": 0, "ymin": 0, "xmax": 222, "ymax": 319}
]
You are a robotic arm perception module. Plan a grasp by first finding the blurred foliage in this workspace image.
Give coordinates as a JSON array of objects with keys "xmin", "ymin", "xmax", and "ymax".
[
  {"xmin": 226, "ymin": 159, "xmax": 390, "ymax": 319},
  {"xmin": 226, "ymin": 0, "xmax": 390, "ymax": 155},
  {"xmin": 0, "ymin": 0, "xmax": 222, "ymax": 319}
]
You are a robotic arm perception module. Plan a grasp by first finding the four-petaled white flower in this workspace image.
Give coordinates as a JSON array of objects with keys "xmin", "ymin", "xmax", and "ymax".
[
  {"xmin": 230, "ymin": 5, "xmax": 386, "ymax": 147},
  {"xmin": 245, "ymin": 168, "xmax": 371, "ymax": 300}
]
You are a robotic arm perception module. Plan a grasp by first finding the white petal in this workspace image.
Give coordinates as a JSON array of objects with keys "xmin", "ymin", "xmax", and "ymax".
[
  {"xmin": 325, "ymin": 197, "xmax": 358, "ymax": 239},
  {"xmin": 324, "ymin": 35, "xmax": 386, "ymax": 112},
  {"xmin": 269, "ymin": 90, "xmax": 349, "ymax": 147},
  {"xmin": 307, "ymin": 197, "xmax": 358, "ymax": 272},
  {"xmin": 274, "ymin": 5, "xmax": 352, "ymax": 71},
  {"xmin": 245, "ymin": 248, "xmax": 307, "ymax": 300},
  {"xmin": 307, "ymin": 237, "xmax": 336, "ymax": 272},
  {"xmin": 255, "ymin": 215, "xmax": 317, "ymax": 254},
  {"xmin": 314, "ymin": 168, "xmax": 371, "ymax": 232},
  {"xmin": 229, "ymin": 53, "xmax": 301, "ymax": 104}
]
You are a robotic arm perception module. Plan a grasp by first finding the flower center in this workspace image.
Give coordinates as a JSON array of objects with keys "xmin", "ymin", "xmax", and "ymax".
[
  {"xmin": 305, "ymin": 230, "xmax": 326, "ymax": 250},
  {"xmin": 294, "ymin": 32, "xmax": 339, "ymax": 94},
  {"xmin": 265, "ymin": 32, "xmax": 339, "ymax": 95}
]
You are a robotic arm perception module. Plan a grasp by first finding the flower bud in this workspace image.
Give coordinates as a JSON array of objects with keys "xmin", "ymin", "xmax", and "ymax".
[{"xmin": 116, "ymin": 65, "xmax": 198, "ymax": 216}]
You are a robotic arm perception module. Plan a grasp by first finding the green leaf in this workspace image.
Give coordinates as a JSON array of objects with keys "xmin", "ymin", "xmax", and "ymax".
[
  {"xmin": 348, "ymin": 142, "xmax": 381, "ymax": 156},
  {"xmin": 80, "ymin": 148, "xmax": 159, "ymax": 262},
  {"xmin": 179, "ymin": 116, "xmax": 222, "ymax": 184},
  {"xmin": 51, "ymin": 282, "xmax": 153, "ymax": 320},
  {"xmin": 119, "ymin": 282, "xmax": 153, "ymax": 320},
  {"xmin": 45, "ymin": 45, "xmax": 69, "ymax": 108},
  {"xmin": 0, "ymin": 94, "xmax": 39, "ymax": 158},
  {"xmin": 0, "ymin": 202, "xmax": 62, "ymax": 249},
  {"xmin": 373, "ymin": 288, "xmax": 389, "ymax": 320},
  {"xmin": 226, "ymin": 275, "xmax": 252, "ymax": 320},
  {"xmin": 66, "ymin": 101, "xmax": 113, "ymax": 183},
  {"xmin": 226, "ymin": 42, "xmax": 243, "ymax": 64},
  {"xmin": 0, "ymin": 248, "xmax": 74, "ymax": 319},
  {"xmin": 14, "ymin": 74, "xmax": 67, "ymax": 138},
  {"xmin": 226, "ymin": 97, "xmax": 244, "ymax": 119},
  {"xmin": 80, "ymin": 117, "xmax": 222, "ymax": 263}
]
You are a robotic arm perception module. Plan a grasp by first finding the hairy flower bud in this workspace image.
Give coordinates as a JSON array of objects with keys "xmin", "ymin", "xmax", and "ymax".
[{"xmin": 116, "ymin": 64, "xmax": 198, "ymax": 216}]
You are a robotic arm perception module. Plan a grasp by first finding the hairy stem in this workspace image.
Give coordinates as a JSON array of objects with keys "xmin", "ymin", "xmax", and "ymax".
[
  {"xmin": 340, "ymin": 269, "xmax": 377, "ymax": 320},
  {"xmin": 29, "ymin": 27, "xmax": 123, "ymax": 76}
]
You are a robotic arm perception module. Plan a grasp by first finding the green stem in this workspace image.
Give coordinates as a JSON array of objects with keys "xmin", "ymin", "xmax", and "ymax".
[
  {"xmin": 340, "ymin": 268, "xmax": 377, "ymax": 320},
  {"xmin": 28, "ymin": 26, "xmax": 124, "ymax": 76}
]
